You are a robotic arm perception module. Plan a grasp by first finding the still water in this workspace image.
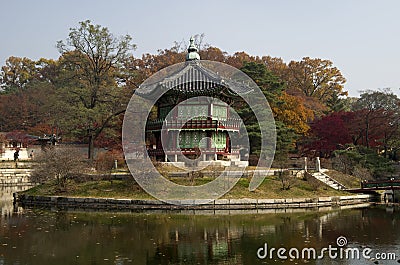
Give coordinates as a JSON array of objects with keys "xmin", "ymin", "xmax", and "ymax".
[{"xmin": 0, "ymin": 187, "xmax": 399, "ymax": 265}]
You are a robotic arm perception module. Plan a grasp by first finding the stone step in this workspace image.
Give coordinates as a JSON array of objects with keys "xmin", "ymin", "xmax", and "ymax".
[
  {"xmin": 0, "ymin": 169, "xmax": 32, "ymax": 172},
  {"xmin": 311, "ymin": 171, "xmax": 347, "ymax": 190}
]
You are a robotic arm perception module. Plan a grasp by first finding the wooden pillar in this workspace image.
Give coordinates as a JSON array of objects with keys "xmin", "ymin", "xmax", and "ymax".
[
  {"xmin": 315, "ymin": 157, "xmax": 321, "ymax": 172},
  {"xmin": 225, "ymin": 132, "xmax": 230, "ymax": 153},
  {"xmin": 172, "ymin": 131, "xmax": 177, "ymax": 150},
  {"xmin": 304, "ymin": 157, "xmax": 308, "ymax": 172}
]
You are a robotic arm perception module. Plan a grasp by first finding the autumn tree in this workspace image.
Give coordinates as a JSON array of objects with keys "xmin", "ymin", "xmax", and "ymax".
[
  {"xmin": 199, "ymin": 46, "xmax": 227, "ymax": 62},
  {"xmin": 225, "ymin": 51, "xmax": 260, "ymax": 69},
  {"xmin": 287, "ymin": 57, "xmax": 347, "ymax": 114},
  {"xmin": 0, "ymin": 57, "xmax": 37, "ymax": 94},
  {"xmin": 261, "ymin": 56, "xmax": 289, "ymax": 82},
  {"xmin": 239, "ymin": 61, "xmax": 313, "ymax": 162},
  {"xmin": 56, "ymin": 20, "xmax": 136, "ymax": 159},
  {"xmin": 306, "ymin": 89, "xmax": 400, "ymax": 159},
  {"xmin": 352, "ymin": 89, "xmax": 400, "ymax": 152},
  {"xmin": 305, "ymin": 111, "xmax": 356, "ymax": 157},
  {"xmin": 0, "ymin": 87, "xmax": 46, "ymax": 131},
  {"xmin": 124, "ymin": 48, "xmax": 185, "ymax": 90},
  {"xmin": 0, "ymin": 57, "xmax": 58, "ymax": 132},
  {"xmin": 272, "ymin": 92, "xmax": 314, "ymax": 135}
]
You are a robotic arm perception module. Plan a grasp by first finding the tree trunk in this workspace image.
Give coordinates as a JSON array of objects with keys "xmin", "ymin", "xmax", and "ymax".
[
  {"xmin": 88, "ymin": 134, "xmax": 94, "ymax": 160},
  {"xmin": 365, "ymin": 118, "xmax": 370, "ymax": 148}
]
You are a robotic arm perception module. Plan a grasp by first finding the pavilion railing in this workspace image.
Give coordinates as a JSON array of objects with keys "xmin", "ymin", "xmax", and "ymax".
[
  {"xmin": 147, "ymin": 147, "xmax": 240, "ymax": 156},
  {"xmin": 146, "ymin": 118, "xmax": 242, "ymax": 131}
]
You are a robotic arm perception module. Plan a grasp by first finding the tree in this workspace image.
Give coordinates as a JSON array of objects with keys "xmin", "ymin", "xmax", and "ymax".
[
  {"xmin": 240, "ymin": 61, "xmax": 284, "ymax": 104},
  {"xmin": 272, "ymin": 92, "xmax": 313, "ymax": 135},
  {"xmin": 199, "ymin": 46, "xmax": 227, "ymax": 62},
  {"xmin": 352, "ymin": 89, "xmax": 400, "ymax": 150},
  {"xmin": 238, "ymin": 62, "xmax": 285, "ymax": 155},
  {"xmin": 287, "ymin": 57, "xmax": 347, "ymax": 113},
  {"xmin": 225, "ymin": 51, "xmax": 259, "ymax": 69},
  {"xmin": 305, "ymin": 111, "xmax": 356, "ymax": 157},
  {"xmin": 0, "ymin": 56, "xmax": 37, "ymax": 93},
  {"xmin": 0, "ymin": 82, "xmax": 52, "ymax": 132},
  {"xmin": 333, "ymin": 146, "xmax": 394, "ymax": 179},
  {"xmin": 56, "ymin": 20, "xmax": 136, "ymax": 159},
  {"xmin": 326, "ymin": 92, "xmax": 352, "ymax": 112},
  {"xmin": 0, "ymin": 133, "xmax": 6, "ymax": 155},
  {"xmin": 30, "ymin": 147, "xmax": 86, "ymax": 190},
  {"xmin": 274, "ymin": 122, "xmax": 297, "ymax": 190},
  {"xmin": 0, "ymin": 57, "xmax": 61, "ymax": 133},
  {"xmin": 261, "ymin": 56, "xmax": 289, "ymax": 82},
  {"xmin": 124, "ymin": 48, "xmax": 185, "ymax": 89}
]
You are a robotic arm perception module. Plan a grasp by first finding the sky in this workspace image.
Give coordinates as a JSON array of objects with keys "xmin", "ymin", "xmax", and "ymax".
[{"xmin": 1, "ymin": 0, "xmax": 400, "ymax": 97}]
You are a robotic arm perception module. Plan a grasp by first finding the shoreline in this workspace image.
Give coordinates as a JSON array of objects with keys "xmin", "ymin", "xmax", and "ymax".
[{"xmin": 14, "ymin": 193, "xmax": 374, "ymax": 211}]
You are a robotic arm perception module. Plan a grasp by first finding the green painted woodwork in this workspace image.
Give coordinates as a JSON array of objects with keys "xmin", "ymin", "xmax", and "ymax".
[
  {"xmin": 212, "ymin": 105, "xmax": 227, "ymax": 121},
  {"xmin": 160, "ymin": 103, "xmax": 228, "ymax": 150},
  {"xmin": 161, "ymin": 104, "xmax": 228, "ymax": 121},
  {"xmin": 211, "ymin": 132, "xmax": 226, "ymax": 149},
  {"xmin": 177, "ymin": 131, "xmax": 227, "ymax": 149},
  {"xmin": 178, "ymin": 131, "xmax": 207, "ymax": 149},
  {"xmin": 177, "ymin": 105, "xmax": 208, "ymax": 120}
]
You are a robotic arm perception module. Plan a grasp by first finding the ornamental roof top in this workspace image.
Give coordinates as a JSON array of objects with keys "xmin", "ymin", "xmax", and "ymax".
[{"xmin": 186, "ymin": 36, "xmax": 200, "ymax": 61}]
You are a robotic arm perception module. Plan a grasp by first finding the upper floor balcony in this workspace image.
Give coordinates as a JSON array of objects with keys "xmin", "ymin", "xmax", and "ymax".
[{"xmin": 146, "ymin": 118, "xmax": 242, "ymax": 131}]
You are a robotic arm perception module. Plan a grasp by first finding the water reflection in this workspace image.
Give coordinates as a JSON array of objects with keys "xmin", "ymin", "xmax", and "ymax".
[
  {"xmin": 0, "ymin": 185, "xmax": 31, "ymax": 216},
  {"xmin": 0, "ymin": 187, "xmax": 399, "ymax": 264}
]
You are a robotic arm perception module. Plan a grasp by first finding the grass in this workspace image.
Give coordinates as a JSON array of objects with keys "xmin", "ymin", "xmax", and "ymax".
[
  {"xmin": 23, "ymin": 173, "xmax": 353, "ymax": 200},
  {"xmin": 24, "ymin": 178, "xmax": 155, "ymax": 199},
  {"xmin": 325, "ymin": 169, "xmax": 361, "ymax": 189},
  {"xmin": 221, "ymin": 176, "xmax": 347, "ymax": 199}
]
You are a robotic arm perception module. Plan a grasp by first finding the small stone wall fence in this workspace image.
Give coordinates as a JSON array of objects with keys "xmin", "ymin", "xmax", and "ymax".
[{"xmin": 15, "ymin": 193, "xmax": 373, "ymax": 211}]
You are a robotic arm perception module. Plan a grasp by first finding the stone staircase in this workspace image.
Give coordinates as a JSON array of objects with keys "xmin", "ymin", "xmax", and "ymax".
[
  {"xmin": 312, "ymin": 171, "xmax": 347, "ymax": 190},
  {"xmin": 0, "ymin": 168, "xmax": 33, "ymax": 186}
]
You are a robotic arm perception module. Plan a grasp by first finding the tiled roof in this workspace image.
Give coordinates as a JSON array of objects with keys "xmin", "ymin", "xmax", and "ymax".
[{"xmin": 136, "ymin": 61, "xmax": 253, "ymax": 98}]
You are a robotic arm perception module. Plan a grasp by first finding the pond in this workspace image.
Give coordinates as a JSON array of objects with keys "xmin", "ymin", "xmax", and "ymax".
[{"xmin": 0, "ymin": 186, "xmax": 399, "ymax": 265}]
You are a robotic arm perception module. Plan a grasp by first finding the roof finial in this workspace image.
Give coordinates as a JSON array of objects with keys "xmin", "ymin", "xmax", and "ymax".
[{"xmin": 186, "ymin": 36, "xmax": 200, "ymax": 61}]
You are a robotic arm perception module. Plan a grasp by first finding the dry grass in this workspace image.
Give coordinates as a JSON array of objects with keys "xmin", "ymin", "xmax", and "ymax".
[
  {"xmin": 24, "ymin": 174, "xmax": 352, "ymax": 200},
  {"xmin": 325, "ymin": 169, "xmax": 361, "ymax": 189}
]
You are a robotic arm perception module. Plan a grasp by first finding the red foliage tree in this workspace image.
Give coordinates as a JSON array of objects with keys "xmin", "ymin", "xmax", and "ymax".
[{"xmin": 305, "ymin": 112, "xmax": 355, "ymax": 157}]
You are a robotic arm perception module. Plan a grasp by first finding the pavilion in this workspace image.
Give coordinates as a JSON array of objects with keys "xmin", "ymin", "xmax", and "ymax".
[{"xmin": 139, "ymin": 38, "xmax": 250, "ymax": 167}]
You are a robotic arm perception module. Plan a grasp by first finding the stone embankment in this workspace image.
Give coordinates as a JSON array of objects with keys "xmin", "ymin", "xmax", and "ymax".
[
  {"xmin": 0, "ymin": 162, "xmax": 34, "ymax": 186},
  {"xmin": 15, "ymin": 193, "xmax": 373, "ymax": 211}
]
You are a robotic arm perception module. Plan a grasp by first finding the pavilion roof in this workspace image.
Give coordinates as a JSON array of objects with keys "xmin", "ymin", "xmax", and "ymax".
[
  {"xmin": 136, "ymin": 37, "xmax": 253, "ymax": 98},
  {"xmin": 136, "ymin": 60, "xmax": 253, "ymax": 98}
]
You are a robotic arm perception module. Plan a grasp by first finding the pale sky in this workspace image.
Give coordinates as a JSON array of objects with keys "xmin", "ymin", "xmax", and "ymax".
[{"xmin": 1, "ymin": 0, "xmax": 400, "ymax": 97}]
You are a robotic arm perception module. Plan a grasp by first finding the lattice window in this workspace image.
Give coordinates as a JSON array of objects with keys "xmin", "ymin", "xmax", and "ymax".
[
  {"xmin": 211, "ymin": 132, "xmax": 226, "ymax": 149},
  {"xmin": 212, "ymin": 105, "xmax": 227, "ymax": 121}
]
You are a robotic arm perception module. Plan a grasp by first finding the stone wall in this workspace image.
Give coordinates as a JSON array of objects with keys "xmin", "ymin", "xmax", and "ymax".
[
  {"xmin": 0, "ymin": 166, "xmax": 34, "ymax": 186},
  {"xmin": 15, "ymin": 193, "xmax": 373, "ymax": 211}
]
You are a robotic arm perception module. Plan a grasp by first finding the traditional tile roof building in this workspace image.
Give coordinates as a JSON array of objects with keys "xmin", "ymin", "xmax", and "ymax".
[{"xmin": 140, "ymin": 38, "xmax": 249, "ymax": 166}]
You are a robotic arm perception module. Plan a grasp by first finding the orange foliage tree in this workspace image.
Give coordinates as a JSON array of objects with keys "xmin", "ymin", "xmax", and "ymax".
[
  {"xmin": 272, "ymin": 92, "xmax": 314, "ymax": 135},
  {"xmin": 287, "ymin": 57, "xmax": 347, "ymax": 114}
]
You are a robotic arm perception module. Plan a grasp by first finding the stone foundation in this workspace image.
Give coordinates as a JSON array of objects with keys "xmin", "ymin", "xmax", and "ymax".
[
  {"xmin": 15, "ymin": 193, "xmax": 372, "ymax": 211},
  {"xmin": 161, "ymin": 160, "xmax": 249, "ymax": 168}
]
